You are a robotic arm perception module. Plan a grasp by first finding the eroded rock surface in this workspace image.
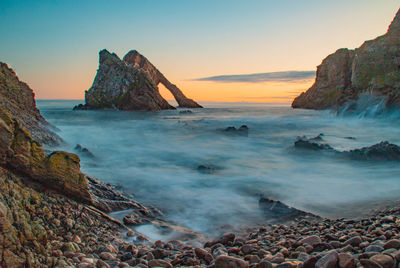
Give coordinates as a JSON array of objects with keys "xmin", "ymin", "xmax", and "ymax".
[
  {"xmin": 0, "ymin": 62, "xmax": 62, "ymax": 145},
  {"xmin": 292, "ymin": 8, "xmax": 400, "ymax": 110},
  {"xmin": 75, "ymin": 49, "xmax": 202, "ymax": 111},
  {"xmin": 0, "ymin": 107, "xmax": 91, "ymax": 202},
  {"xmin": 123, "ymin": 50, "xmax": 202, "ymax": 108}
]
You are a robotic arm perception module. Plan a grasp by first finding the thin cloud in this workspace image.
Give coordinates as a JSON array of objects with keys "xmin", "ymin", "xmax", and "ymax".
[
  {"xmin": 194, "ymin": 71, "xmax": 315, "ymax": 83},
  {"xmin": 237, "ymin": 96, "xmax": 296, "ymax": 100}
]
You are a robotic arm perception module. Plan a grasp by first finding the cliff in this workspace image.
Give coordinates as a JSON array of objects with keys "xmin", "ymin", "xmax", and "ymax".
[
  {"xmin": 75, "ymin": 49, "xmax": 202, "ymax": 111},
  {"xmin": 292, "ymin": 8, "xmax": 400, "ymax": 109},
  {"xmin": 0, "ymin": 62, "xmax": 63, "ymax": 145}
]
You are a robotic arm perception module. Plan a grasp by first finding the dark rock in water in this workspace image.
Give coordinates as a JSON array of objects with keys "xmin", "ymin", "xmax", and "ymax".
[
  {"xmin": 238, "ymin": 125, "xmax": 249, "ymax": 131},
  {"xmin": 73, "ymin": 104, "xmax": 90, "ymax": 110},
  {"xmin": 294, "ymin": 135, "xmax": 400, "ymax": 161},
  {"xmin": 345, "ymin": 141, "xmax": 400, "ymax": 161},
  {"xmin": 74, "ymin": 144, "xmax": 95, "ymax": 158},
  {"xmin": 74, "ymin": 49, "xmax": 202, "ymax": 111},
  {"xmin": 294, "ymin": 136, "xmax": 334, "ymax": 151},
  {"xmin": 292, "ymin": 8, "xmax": 400, "ymax": 110},
  {"xmin": 259, "ymin": 197, "xmax": 318, "ymax": 222},
  {"xmin": 197, "ymin": 165, "xmax": 215, "ymax": 174},
  {"xmin": 344, "ymin": 136, "xmax": 356, "ymax": 140},
  {"xmin": 179, "ymin": 110, "xmax": 193, "ymax": 114},
  {"xmin": 309, "ymin": 133, "xmax": 324, "ymax": 141},
  {"xmin": 223, "ymin": 125, "xmax": 249, "ymax": 134},
  {"xmin": 225, "ymin": 126, "xmax": 237, "ymax": 131}
]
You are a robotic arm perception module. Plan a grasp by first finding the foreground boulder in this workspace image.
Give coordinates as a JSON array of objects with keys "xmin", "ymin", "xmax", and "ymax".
[
  {"xmin": 0, "ymin": 107, "xmax": 91, "ymax": 202},
  {"xmin": 0, "ymin": 62, "xmax": 62, "ymax": 145},
  {"xmin": 292, "ymin": 8, "xmax": 400, "ymax": 110},
  {"xmin": 75, "ymin": 49, "xmax": 202, "ymax": 111}
]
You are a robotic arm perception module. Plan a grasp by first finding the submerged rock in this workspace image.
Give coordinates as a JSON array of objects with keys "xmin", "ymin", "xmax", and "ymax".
[
  {"xmin": 294, "ymin": 135, "xmax": 334, "ymax": 151},
  {"xmin": 294, "ymin": 135, "xmax": 400, "ymax": 161},
  {"xmin": 259, "ymin": 197, "xmax": 318, "ymax": 222},
  {"xmin": 74, "ymin": 49, "xmax": 202, "ymax": 111},
  {"xmin": 346, "ymin": 141, "xmax": 400, "ymax": 161},
  {"xmin": 179, "ymin": 110, "xmax": 193, "ymax": 114},
  {"xmin": 74, "ymin": 144, "xmax": 95, "ymax": 158},
  {"xmin": 197, "ymin": 165, "xmax": 216, "ymax": 174},
  {"xmin": 223, "ymin": 125, "xmax": 249, "ymax": 134},
  {"xmin": 292, "ymin": 8, "xmax": 400, "ymax": 110}
]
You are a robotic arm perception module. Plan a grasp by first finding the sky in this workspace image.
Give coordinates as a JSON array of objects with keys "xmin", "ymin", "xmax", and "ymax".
[{"xmin": 0, "ymin": 0, "xmax": 399, "ymax": 103}]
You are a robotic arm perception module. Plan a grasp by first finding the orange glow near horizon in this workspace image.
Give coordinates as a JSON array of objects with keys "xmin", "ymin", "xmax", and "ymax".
[
  {"xmin": 30, "ymin": 71, "xmax": 315, "ymax": 104},
  {"xmin": 159, "ymin": 79, "xmax": 315, "ymax": 104}
]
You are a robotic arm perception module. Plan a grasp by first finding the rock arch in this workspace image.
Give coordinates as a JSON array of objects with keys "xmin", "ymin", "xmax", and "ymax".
[{"xmin": 123, "ymin": 50, "xmax": 202, "ymax": 108}]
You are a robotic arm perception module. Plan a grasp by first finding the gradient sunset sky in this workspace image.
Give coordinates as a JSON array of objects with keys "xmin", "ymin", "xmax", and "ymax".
[{"xmin": 0, "ymin": 1, "xmax": 399, "ymax": 103}]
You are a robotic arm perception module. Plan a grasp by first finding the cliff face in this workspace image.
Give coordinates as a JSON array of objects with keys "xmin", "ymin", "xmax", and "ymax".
[
  {"xmin": 292, "ymin": 8, "xmax": 400, "ymax": 109},
  {"xmin": 78, "ymin": 49, "xmax": 202, "ymax": 111},
  {"xmin": 0, "ymin": 63, "xmax": 62, "ymax": 145}
]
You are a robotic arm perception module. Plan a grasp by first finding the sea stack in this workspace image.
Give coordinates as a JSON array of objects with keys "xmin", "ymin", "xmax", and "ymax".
[
  {"xmin": 75, "ymin": 49, "xmax": 202, "ymax": 111},
  {"xmin": 292, "ymin": 8, "xmax": 400, "ymax": 110}
]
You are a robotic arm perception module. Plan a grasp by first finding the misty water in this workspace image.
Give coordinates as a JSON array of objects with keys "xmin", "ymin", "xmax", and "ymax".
[{"xmin": 38, "ymin": 100, "xmax": 400, "ymax": 237}]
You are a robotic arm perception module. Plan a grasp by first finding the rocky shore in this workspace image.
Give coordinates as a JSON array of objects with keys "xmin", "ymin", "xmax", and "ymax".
[{"xmin": 5, "ymin": 192, "xmax": 397, "ymax": 268}]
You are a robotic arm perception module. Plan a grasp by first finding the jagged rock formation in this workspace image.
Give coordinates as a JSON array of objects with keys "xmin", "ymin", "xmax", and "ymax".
[
  {"xmin": 294, "ymin": 134, "xmax": 400, "ymax": 161},
  {"xmin": 123, "ymin": 50, "xmax": 202, "ymax": 108},
  {"xmin": 292, "ymin": 8, "xmax": 400, "ymax": 109},
  {"xmin": 0, "ymin": 62, "xmax": 62, "ymax": 145},
  {"xmin": 75, "ymin": 49, "xmax": 202, "ymax": 111}
]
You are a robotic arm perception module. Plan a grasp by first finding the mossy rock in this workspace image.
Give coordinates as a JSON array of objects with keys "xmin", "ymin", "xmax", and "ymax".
[
  {"xmin": 44, "ymin": 151, "xmax": 91, "ymax": 202},
  {"xmin": 0, "ymin": 107, "xmax": 92, "ymax": 204}
]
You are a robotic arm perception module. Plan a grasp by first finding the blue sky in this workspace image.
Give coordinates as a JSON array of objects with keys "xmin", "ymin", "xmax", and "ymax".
[{"xmin": 0, "ymin": 0, "xmax": 398, "ymax": 101}]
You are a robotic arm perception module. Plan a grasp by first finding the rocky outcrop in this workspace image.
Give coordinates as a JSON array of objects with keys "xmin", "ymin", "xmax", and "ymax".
[
  {"xmin": 75, "ymin": 49, "xmax": 202, "ymax": 111},
  {"xmin": 0, "ymin": 105, "xmax": 163, "ymax": 217},
  {"xmin": 347, "ymin": 141, "xmax": 400, "ymax": 161},
  {"xmin": 0, "ymin": 107, "xmax": 91, "ymax": 203},
  {"xmin": 123, "ymin": 50, "xmax": 202, "ymax": 108},
  {"xmin": 294, "ymin": 134, "xmax": 400, "ymax": 161},
  {"xmin": 0, "ymin": 62, "xmax": 62, "ymax": 145},
  {"xmin": 292, "ymin": 8, "xmax": 400, "ymax": 110}
]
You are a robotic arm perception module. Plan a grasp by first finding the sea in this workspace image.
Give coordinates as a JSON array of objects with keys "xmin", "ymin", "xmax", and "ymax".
[{"xmin": 37, "ymin": 99, "xmax": 400, "ymax": 238}]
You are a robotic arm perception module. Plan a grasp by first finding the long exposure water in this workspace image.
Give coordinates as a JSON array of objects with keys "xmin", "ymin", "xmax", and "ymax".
[{"xmin": 37, "ymin": 100, "xmax": 400, "ymax": 236}]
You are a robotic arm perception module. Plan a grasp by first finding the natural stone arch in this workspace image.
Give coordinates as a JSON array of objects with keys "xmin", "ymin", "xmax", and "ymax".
[{"xmin": 123, "ymin": 50, "xmax": 202, "ymax": 108}]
